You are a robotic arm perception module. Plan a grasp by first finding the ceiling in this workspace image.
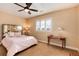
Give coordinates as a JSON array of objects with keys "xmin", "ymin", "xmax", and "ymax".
[{"xmin": 0, "ymin": 3, "xmax": 78, "ymax": 18}]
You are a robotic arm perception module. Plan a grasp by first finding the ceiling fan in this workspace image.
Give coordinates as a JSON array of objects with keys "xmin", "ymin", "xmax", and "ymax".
[{"xmin": 14, "ymin": 3, "xmax": 38, "ymax": 14}]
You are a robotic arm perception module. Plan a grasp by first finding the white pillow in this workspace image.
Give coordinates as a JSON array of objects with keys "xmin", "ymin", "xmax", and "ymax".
[
  {"xmin": 8, "ymin": 32, "xmax": 15, "ymax": 37},
  {"xmin": 3, "ymin": 33, "xmax": 9, "ymax": 37},
  {"xmin": 14, "ymin": 32, "xmax": 21, "ymax": 37}
]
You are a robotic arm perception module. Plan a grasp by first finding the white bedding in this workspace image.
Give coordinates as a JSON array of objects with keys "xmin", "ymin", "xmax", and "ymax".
[{"xmin": 1, "ymin": 35, "xmax": 38, "ymax": 56}]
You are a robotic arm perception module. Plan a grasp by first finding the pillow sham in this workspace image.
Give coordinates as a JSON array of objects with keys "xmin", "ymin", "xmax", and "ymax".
[
  {"xmin": 8, "ymin": 32, "xmax": 15, "ymax": 37},
  {"xmin": 14, "ymin": 32, "xmax": 21, "ymax": 37}
]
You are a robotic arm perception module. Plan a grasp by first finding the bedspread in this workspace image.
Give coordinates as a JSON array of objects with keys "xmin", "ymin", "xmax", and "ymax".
[{"xmin": 1, "ymin": 35, "xmax": 38, "ymax": 56}]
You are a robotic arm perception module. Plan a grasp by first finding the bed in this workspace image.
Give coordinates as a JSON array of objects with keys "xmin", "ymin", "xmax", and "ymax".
[{"xmin": 1, "ymin": 24, "xmax": 38, "ymax": 56}]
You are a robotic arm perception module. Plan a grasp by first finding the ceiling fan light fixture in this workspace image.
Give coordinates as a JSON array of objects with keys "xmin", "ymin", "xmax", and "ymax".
[
  {"xmin": 24, "ymin": 9, "xmax": 29, "ymax": 12},
  {"xmin": 14, "ymin": 3, "xmax": 38, "ymax": 15}
]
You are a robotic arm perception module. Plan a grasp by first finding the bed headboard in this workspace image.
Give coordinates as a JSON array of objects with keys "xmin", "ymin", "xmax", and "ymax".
[{"xmin": 2, "ymin": 24, "xmax": 23, "ymax": 39}]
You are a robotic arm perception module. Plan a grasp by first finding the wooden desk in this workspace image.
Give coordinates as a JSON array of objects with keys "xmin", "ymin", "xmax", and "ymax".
[{"xmin": 48, "ymin": 35, "xmax": 66, "ymax": 48}]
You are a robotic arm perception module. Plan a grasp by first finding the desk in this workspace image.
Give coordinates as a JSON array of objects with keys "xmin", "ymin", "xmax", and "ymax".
[{"xmin": 48, "ymin": 35, "xmax": 66, "ymax": 48}]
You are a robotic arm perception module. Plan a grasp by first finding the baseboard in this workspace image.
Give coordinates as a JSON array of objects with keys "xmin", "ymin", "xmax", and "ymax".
[{"xmin": 38, "ymin": 40, "xmax": 79, "ymax": 51}]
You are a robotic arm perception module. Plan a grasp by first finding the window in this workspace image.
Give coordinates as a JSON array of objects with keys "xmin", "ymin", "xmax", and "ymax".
[
  {"xmin": 45, "ymin": 19, "xmax": 52, "ymax": 31},
  {"xmin": 36, "ymin": 18, "xmax": 52, "ymax": 31},
  {"xmin": 36, "ymin": 20, "xmax": 41, "ymax": 31},
  {"xmin": 40, "ymin": 20, "xmax": 45, "ymax": 31}
]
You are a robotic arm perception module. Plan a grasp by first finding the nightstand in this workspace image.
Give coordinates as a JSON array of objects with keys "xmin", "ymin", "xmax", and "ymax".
[{"xmin": 23, "ymin": 31, "xmax": 30, "ymax": 36}]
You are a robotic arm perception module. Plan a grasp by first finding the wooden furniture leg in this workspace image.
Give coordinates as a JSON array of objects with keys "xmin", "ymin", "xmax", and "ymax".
[
  {"xmin": 60, "ymin": 38, "xmax": 66, "ymax": 48},
  {"xmin": 48, "ymin": 38, "xmax": 50, "ymax": 45}
]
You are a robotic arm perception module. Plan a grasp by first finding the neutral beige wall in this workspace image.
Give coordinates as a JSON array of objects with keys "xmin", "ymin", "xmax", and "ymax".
[
  {"xmin": 77, "ymin": 6, "xmax": 79, "ymax": 49},
  {"xmin": 0, "ymin": 11, "xmax": 25, "ymax": 40},
  {"xmin": 26, "ymin": 7, "xmax": 79, "ymax": 50}
]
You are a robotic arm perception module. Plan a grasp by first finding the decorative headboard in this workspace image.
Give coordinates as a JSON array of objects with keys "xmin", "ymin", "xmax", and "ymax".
[{"xmin": 2, "ymin": 24, "xmax": 23, "ymax": 39}]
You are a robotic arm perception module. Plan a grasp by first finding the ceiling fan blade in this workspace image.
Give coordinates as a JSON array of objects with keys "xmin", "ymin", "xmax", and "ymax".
[
  {"xmin": 18, "ymin": 9, "xmax": 25, "ymax": 12},
  {"xmin": 26, "ymin": 3, "xmax": 32, "ymax": 8},
  {"xmin": 29, "ymin": 9, "xmax": 38, "ymax": 12},
  {"xmin": 28, "ymin": 11, "xmax": 31, "ymax": 14},
  {"xmin": 14, "ymin": 3, "xmax": 24, "ymax": 8}
]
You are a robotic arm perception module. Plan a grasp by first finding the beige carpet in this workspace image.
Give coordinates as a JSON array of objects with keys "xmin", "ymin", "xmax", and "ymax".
[
  {"xmin": 0, "ymin": 42, "xmax": 76, "ymax": 56},
  {"xmin": 16, "ymin": 42, "xmax": 75, "ymax": 56},
  {"xmin": 0, "ymin": 45, "xmax": 7, "ymax": 56}
]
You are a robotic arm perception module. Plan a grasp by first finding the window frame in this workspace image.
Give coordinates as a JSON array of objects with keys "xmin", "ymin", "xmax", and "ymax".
[{"xmin": 36, "ymin": 18, "xmax": 52, "ymax": 32}]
